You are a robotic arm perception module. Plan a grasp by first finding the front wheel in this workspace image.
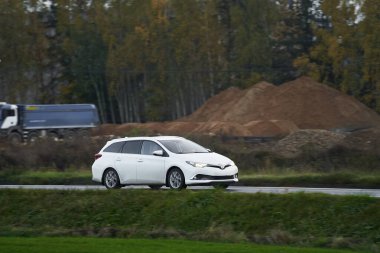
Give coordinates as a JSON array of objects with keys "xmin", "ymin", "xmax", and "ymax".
[
  {"xmin": 167, "ymin": 168, "xmax": 186, "ymax": 190},
  {"xmin": 8, "ymin": 132, "xmax": 22, "ymax": 144},
  {"xmin": 103, "ymin": 169, "xmax": 121, "ymax": 189}
]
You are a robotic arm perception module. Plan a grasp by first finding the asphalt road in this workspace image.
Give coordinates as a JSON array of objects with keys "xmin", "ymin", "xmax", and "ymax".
[{"xmin": 1, "ymin": 185, "xmax": 379, "ymax": 198}]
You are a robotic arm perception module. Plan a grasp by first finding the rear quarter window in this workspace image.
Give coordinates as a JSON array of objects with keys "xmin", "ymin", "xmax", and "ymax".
[
  {"xmin": 122, "ymin": 140, "xmax": 143, "ymax": 154},
  {"xmin": 103, "ymin": 141, "xmax": 125, "ymax": 153}
]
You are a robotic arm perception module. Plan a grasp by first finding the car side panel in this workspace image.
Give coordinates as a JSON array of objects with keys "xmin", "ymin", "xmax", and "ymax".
[
  {"xmin": 136, "ymin": 155, "xmax": 166, "ymax": 184},
  {"xmin": 114, "ymin": 153, "xmax": 139, "ymax": 184}
]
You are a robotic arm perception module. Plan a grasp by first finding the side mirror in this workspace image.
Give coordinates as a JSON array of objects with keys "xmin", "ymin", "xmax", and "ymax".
[
  {"xmin": 153, "ymin": 150, "xmax": 164, "ymax": 156},
  {"xmin": 206, "ymin": 148, "xmax": 212, "ymax": 153}
]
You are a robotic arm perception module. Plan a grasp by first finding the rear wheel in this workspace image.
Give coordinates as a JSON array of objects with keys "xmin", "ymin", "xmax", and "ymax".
[
  {"xmin": 77, "ymin": 129, "xmax": 90, "ymax": 138},
  {"xmin": 167, "ymin": 168, "xmax": 186, "ymax": 190},
  {"xmin": 103, "ymin": 169, "xmax": 121, "ymax": 189},
  {"xmin": 47, "ymin": 131, "xmax": 60, "ymax": 141},
  {"xmin": 28, "ymin": 132, "xmax": 39, "ymax": 143}
]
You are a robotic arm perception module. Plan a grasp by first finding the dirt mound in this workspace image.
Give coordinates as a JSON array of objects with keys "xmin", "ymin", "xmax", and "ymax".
[
  {"xmin": 220, "ymin": 82, "xmax": 275, "ymax": 122},
  {"xmin": 184, "ymin": 76, "xmax": 380, "ymax": 131},
  {"xmin": 251, "ymin": 77, "xmax": 380, "ymax": 129},
  {"xmin": 183, "ymin": 87, "xmax": 243, "ymax": 122},
  {"xmin": 96, "ymin": 77, "xmax": 380, "ymax": 138},
  {"xmin": 273, "ymin": 129, "xmax": 346, "ymax": 157},
  {"xmin": 192, "ymin": 121, "xmax": 251, "ymax": 136},
  {"xmin": 340, "ymin": 127, "xmax": 380, "ymax": 153},
  {"xmin": 244, "ymin": 120, "xmax": 298, "ymax": 137}
]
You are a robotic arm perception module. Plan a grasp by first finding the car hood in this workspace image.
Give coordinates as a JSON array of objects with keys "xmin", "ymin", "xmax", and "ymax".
[{"xmin": 173, "ymin": 152, "xmax": 233, "ymax": 165}]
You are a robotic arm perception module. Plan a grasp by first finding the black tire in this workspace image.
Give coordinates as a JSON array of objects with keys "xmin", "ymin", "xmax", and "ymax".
[
  {"xmin": 63, "ymin": 130, "xmax": 76, "ymax": 140},
  {"xmin": 148, "ymin": 185, "xmax": 163, "ymax": 190},
  {"xmin": 8, "ymin": 132, "xmax": 22, "ymax": 144},
  {"xmin": 213, "ymin": 184, "xmax": 230, "ymax": 190},
  {"xmin": 28, "ymin": 132, "xmax": 39, "ymax": 143},
  {"xmin": 77, "ymin": 129, "xmax": 90, "ymax": 138},
  {"xmin": 167, "ymin": 168, "xmax": 186, "ymax": 190},
  {"xmin": 103, "ymin": 169, "xmax": 121, "ymax": 189},
  {"xmin": 47, "ymin": 131, "xmax": 60, "ymax": 141}
]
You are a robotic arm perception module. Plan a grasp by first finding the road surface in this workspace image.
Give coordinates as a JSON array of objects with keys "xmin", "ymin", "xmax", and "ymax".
[{"xmin": 0, "ymin": 185, "xmax": 379, "ymax": 198}]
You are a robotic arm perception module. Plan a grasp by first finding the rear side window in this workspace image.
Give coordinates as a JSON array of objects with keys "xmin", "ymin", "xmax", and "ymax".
[
  {"xmin": 103, "ymin": 141, "xmax": 125, "ymax": 153},
  {"xmin": 122, "ymin": 140, "xmax": 142, "ymax": 154},
  {"xmin": 141, "ymin": 141, "xmax": 163, "ymax": 155}
]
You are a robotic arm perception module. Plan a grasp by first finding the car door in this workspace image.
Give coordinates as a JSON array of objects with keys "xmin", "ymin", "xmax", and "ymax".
[
  {"xmin": 114, "ymin": 140, "xmax": 142, "ymax": 184},
  {"xmin": 136, "ymin": 141, "xmax": 166, "ymax": 184}
]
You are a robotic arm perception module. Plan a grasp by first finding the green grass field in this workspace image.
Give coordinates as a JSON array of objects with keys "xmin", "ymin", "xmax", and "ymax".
[
  {"xmin": 0, "ymin": 170, "xmax": 93, "ymax": 185},
  {"xmin": 0, "ymin": 189, "xmax": 379, "ymax": 251},
  {"xmin": 0, "ymin": 237, "xmax": 369, "ymax": 253},
  {"xmin": 240, "ymin": 172, "xmax": 380, "ymax": 188}
]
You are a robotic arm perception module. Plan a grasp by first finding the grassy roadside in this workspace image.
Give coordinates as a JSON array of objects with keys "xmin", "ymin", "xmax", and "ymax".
[
  {"xmin": 0, "ymin": 189, "xmax": 379, "ymax": 251},
  {"xmin": 0, "ymin": 170, "xmax": 94, "ymax": 185},
  {"xmin": 1, "ymin": 169, "xmax": 380, "ymax": 189},
  {"xmin": 1, "ymin": 136, "xmax": 380, "ymax": 188},
  {"xmin": 240, "ymin": 172, "xmax": 380, "ymax": 189},
  {"xmin": 0, "ymin": 237, "xmax": 368, "ymax": 253}
]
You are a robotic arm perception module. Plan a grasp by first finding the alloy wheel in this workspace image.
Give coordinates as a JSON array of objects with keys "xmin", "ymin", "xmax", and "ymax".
[
  {"xmin": 105, "ymin": 170, "xmax": 120, "ymax": 189},
  {"xmin": 169, "ymin": 169, "xmax": 185, "ymax": 189}
]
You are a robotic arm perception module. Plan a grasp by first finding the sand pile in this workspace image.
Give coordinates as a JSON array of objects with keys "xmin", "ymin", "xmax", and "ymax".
[
  {"xmin": 181, "ymin": 76, "xmax": 380, "ymax": 135},
  {"xmin": 247, "ymin": 77, "xmax": 380, "ymax": 129},
  {"xmin": 95, "ymin": 77, "xmax": 380, "ymax": 137},
  {"xmin": 184, "ymin": 82, "xmax": 274, "ymax": 122},
  {"xmin": 244, "ymin": 120, "xmax": 298, "ymax": 137},
  {"xmin": 184, "ymin": 87, "xmax": 243, "ymax": 122}
]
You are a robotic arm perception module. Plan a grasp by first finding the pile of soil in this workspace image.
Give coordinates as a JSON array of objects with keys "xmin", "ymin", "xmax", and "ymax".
[
  {"xmin": 180, "ymin": 76, "xmax": 380, "ymax": 136},
  {"xmin": 340, "ymin": 127, "xmax": 380, "ymax": 153},
  {"xmin": 184, "ymin": 87, "xmax": 244, "ymax": 122},
  {"xmin": 272, "ymin": 129, "xmax": 346, "ymax": 157},
  {"xmin": 95, "ymin": 76, "xmax": 380, "ymax": 138},
  {"xmin": 244, "ymin": 120, "xmax": 298, "ymax": 137}
]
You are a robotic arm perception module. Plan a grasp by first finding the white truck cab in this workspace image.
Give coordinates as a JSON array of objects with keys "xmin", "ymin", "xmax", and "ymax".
[{"xmin": 0, "ymin": 103, "xmax": 18, "ymax": 129}]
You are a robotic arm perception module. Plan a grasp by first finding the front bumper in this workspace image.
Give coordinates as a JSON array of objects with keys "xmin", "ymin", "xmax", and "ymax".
[
  {"xmin": 186, "ymin": 178, "xmax": 238, "ymax": 186},
  {"xmin": 184, "ymin": 165, "xmax": 239, "ymax": 186}
]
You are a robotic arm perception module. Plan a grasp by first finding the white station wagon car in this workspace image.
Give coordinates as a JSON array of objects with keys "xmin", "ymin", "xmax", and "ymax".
[{"xmin": 92, "ymin": 136, "xmax": 238, "ymax": 189}]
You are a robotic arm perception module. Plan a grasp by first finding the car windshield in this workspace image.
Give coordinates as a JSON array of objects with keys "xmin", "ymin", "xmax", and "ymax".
[{"xmin": 159, "ymin": 139, "xmax": 209, "ymax": 154}]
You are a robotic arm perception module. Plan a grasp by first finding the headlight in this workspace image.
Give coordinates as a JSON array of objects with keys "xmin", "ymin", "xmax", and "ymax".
[{"xmin": 186, "ymin": 161, "xmax": 208, "ymax": 168}]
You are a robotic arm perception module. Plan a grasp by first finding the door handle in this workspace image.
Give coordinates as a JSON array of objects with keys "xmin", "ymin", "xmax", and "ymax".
[
  {"xmin": 116, "ymin": 158, "xmax": 121, "ymax": 162},
  {"xmin": 137, "ymin": 159, "xmax": 143, "ymax": 163}
]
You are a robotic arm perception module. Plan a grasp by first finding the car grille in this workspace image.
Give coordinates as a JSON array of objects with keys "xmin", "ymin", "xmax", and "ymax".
[
  {"xmin": 193, "ymin": 174, "xmax": 234, "ymax": 180},
  {"xmin": 207, "ymin": 164, "xmax": 232, "ymax": 170}
]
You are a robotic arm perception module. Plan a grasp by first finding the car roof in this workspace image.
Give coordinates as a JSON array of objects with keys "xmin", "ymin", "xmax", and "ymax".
[{"xmin": 107, "ymin": 136, "xmax": 184, "ymax": 144}]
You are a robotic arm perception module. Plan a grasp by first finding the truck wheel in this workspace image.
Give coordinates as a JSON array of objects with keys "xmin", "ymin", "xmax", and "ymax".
[
  {"xmin": 64, "ymin": 130, "xmax": 76, "ymax": 140},
  {"xmin": 8, "ymin": 132, "xmax": 22, "ymax": 144},
  {"xmin": 47, "ymin": 132, "xmax": 60, "ymax": 141},
  {"xmin": 78, "ymin": 129, "xmax": 90, "ymax": 138},
  {"xmin": 28, "ymin": 132, "xmax": 39, "ymax": 143}
]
